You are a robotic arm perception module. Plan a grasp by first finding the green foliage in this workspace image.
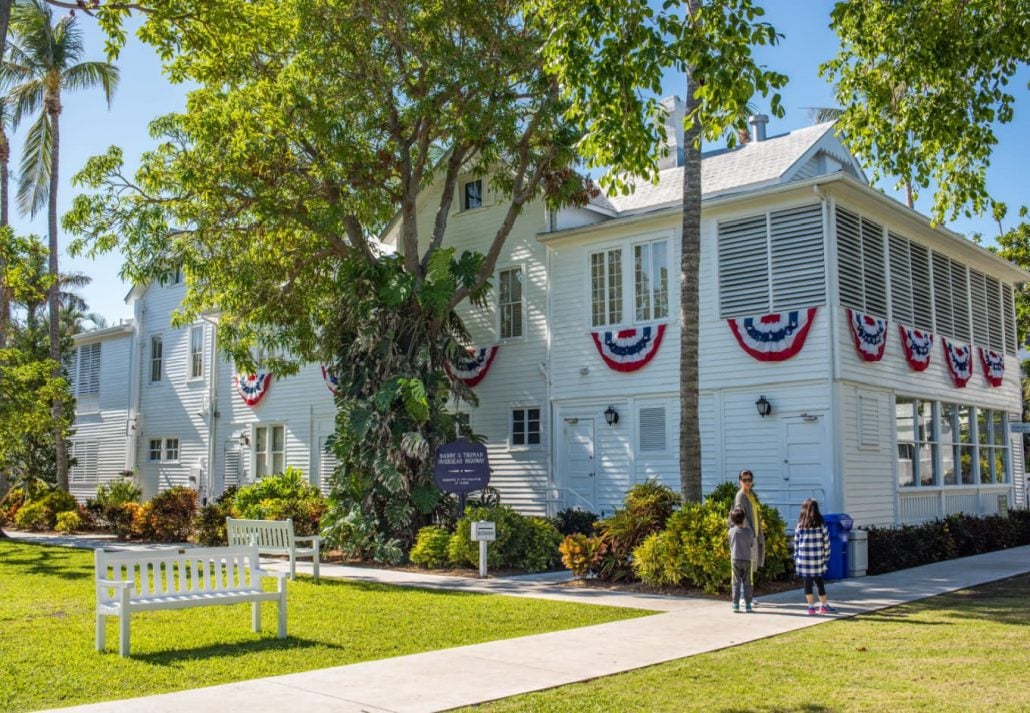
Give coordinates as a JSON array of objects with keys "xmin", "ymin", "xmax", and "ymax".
[
  {"xmin": 448, "ymin": 506, "xmax": 563, "ymax": 572},
  {"xmin": 550, "ymin": 507, "xmax": 598, "ymax": 536},
  {"xmin": 409, "ymin": 526, "xmax": 453, "ymax": 569},
  {"xmin": 90, "ymin": 480, "xmax": 142, "ymax": 539},
  {"xmin": 136, "ymin": 487, "xmax": 198, "ymax": 542},
  {"xmin": 756, "ymin": 502, "xmax": 791, "ymax": 583},
  {"xmin": 558, "ymin": 533, "xmax": 607, "ymax": 578},
  {"xmin": 320, "ymin": 501, "xmax": 404, "ymax": 565},
  {"xmin": 232, "ymin": 468, "xmax": 327, "ymax": 536},
  {"xmin": 54, "ymin": 510, "xmax": 82, "ymax": 534},
  {"xmin": 705, "ymin": 481, "xmax": 739, "ymax": 510},
  {"xmin": 0, "ymin": 488, "xmax": 26, "ymax": 525},
  {"xmin": 14, "ymin": 501, "xmax": 49, "ymax": 530},
  {"xmin": 821, "ymin": 0, "xmax": 1030, "ymax": 222},
  {"xmin": 594, "ymin": 481, "xmax": 681, "ymax": 582},
  {"xmin": 192, "ymin": 485, "xmax": 238, "ymax": 546}
]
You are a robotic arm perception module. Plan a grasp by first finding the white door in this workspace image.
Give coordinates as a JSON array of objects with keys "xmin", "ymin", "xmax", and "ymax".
[
  {"xmin": 562, "ymin": 417, "xmax": 596, "ymax": 512},
  {"xmin": 781, "ymin": 414, "xmax": 830, "ymax": 522}
]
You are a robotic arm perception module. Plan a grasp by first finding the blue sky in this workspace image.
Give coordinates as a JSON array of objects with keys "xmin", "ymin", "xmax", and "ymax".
[{"xmin": 10, "ymin": 1, "xmax": 1028, "ymax": 324}]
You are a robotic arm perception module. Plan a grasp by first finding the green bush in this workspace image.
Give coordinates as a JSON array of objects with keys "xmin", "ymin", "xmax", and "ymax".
[
  {"xmin": 559, "ymin": 533, "xmax": 607, "ymax": 578},
  {"xmin": 232, "ymin": 467, "xmax": 327, "ymax": 536},
  {"xmin": 549, "ymin": 508, "xmax": 598, "ymax": 536},
  {"xmin": 409, "ymin": 526, "xmax": 452, "ymax": 568},
  {"xmin": 448, "ymin": 506, "xmax": 562, "ymax": 572},
  {"xmin": 633, "ymin": 503, "xmax": 731, "ymax": 593},
  {"xmin": 0, "ymin": 487, "xmax": 26, "ymax": 525},
  {"xmin": 705, "ymin": 480, "xmax": 792, "ymax": 585},
  {"xmin": 90, "ymin": 480, "xmax": 142, "ymax": 537},
  {"xmin": 593, "ymin": 480, "xmax": 681, "ymax": 582},
  {"xmin": 193, "ymin": 486, "xmax": 238, "ymax": 546},
  {"xmin": 14, "ymin": 501, "xmax": 49, "ymax": 530},
  {"xmin": 55, "ymin": 510, "xmax": 82, "ymax": 533},
  {"xmin": 320, "ymin": 500, "xmax": 404, "ymax": 564},
  {"xmin": 137, "ymin": 487, "xmax": 198, "ymax": 542}
]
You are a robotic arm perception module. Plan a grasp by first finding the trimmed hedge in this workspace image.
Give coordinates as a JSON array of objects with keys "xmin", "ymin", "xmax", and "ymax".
[{"xmin": 866, "ymin": 509, "xmax": 1030, "ymax": 575}]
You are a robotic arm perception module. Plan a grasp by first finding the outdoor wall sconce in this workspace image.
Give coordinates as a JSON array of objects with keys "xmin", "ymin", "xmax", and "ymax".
[
  {"xmin": 755, "ymin": 395, "xmax": 772, "ymax": 418},
  {"xmin": 238, "ymin": 432, "xmax": 250, "ymax": 447},
  {"xmin": 604, "ymin": 405, "xmax": 620, "ymax": 426}
]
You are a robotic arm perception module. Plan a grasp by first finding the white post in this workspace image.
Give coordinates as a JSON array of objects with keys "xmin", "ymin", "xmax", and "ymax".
[{"xmin": 478, "ymin": 540, "xmax": 488, "ymax": 578}]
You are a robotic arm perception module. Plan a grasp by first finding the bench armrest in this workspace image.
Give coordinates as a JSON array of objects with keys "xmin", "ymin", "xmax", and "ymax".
[
  {"xmin": 293, "ymin": 535, "xmax": 321, "ymax": 544},
  {"xmin": 96, "ymin": 578, "xmax": 133, "ymax": 590},
  {"xmin": 253, "ymin": 568, "xmax": 289, "ymax": 581}
]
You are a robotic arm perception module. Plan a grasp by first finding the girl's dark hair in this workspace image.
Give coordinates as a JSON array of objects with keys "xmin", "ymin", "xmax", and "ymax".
[{"xmin": 797, "ymin": 498, "xmax": 824, "ymax": 528}]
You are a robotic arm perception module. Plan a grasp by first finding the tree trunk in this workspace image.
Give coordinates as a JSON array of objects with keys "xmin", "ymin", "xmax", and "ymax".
[
  {"xmin": 0, "ymin": 0, "xmax": 12, "ymax": 531},
  {"xmin": 48, "ymin": 97, "xmax": 68, "ymax": 492},
  {"xmin": 678, "ymin": 0, "xmax": 702, "ymax": 504}
]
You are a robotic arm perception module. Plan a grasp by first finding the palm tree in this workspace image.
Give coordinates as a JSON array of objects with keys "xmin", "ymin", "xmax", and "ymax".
[{"xmin": 5, "ymin": 0, "xmax": 118, "ymax": 491}]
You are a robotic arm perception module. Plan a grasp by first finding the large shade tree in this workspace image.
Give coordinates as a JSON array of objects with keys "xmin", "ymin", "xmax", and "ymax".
[
  {"xmin": 66, "ymin": 0, "xmax": 592, "ymax": 551},
  {"xmin": 4, "ymin": 0, "xmax": 118, "ymax": 491},
  {"xmin": 531, "ymin": 0, "xmax": 786, "ymax": 501}
]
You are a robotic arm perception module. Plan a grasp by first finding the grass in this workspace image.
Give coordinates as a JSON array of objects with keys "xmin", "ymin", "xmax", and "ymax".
[
  {"xmin": 0, "ymin": 540, "xmax": 651, "ymax": 712},
  {"xmin": 465, "ymin": 573, "xmax": 1030, "ymax": 712}
]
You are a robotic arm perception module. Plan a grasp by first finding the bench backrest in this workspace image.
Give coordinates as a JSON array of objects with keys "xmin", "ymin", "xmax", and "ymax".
[
  {"xmin": 226, "ymin": 518, "xmax": 297, "ymax": 551},
  {"xmin": 95, "ymin": 545, "xmax": 262, "ymax": 604}
]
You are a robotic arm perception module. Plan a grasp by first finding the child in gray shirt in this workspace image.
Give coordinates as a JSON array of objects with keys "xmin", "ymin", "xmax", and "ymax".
[{"xmin": 729, "ymin": 507, "xmax": 755, "ymax": 612}]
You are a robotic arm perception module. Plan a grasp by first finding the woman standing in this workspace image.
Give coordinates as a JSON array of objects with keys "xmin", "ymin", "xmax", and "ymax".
[{"xmin": 732, "ymin": 469, "xmax": 765, "ymax": 575}]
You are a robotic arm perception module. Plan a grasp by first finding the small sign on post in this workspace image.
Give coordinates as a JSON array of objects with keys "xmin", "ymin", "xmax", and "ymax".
[{"xmin": 470, "ymin": 520, "xmax": 496, "ymax": 578}]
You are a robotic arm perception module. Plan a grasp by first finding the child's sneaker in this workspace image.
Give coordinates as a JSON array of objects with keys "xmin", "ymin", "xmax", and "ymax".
[
  {"xmin": 732, "ymin": 603, "xmax": 740, "ymax": 613},
  {"xmin": 745, "ymin": 604, "xmax": 754, "ymax": 613},
  {"xmin": 819, "ymin": 605, "xmax": 838, "ymax": 614},
  {"xmin": 807, "ymin": 606, "xmax": 817, "ymax": 616}
]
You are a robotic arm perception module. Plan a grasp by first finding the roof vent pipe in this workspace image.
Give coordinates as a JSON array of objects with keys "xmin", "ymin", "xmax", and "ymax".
[{"xmin": 749, "ymin": 114, "xmax": 768, "ymax": 143}]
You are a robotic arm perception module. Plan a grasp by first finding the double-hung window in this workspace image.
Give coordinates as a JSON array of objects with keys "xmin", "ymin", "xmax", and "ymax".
[
  {"xmin": 254, "ymin": 424, "xmax": 285, "ymax": 477},
  {"xmin": 511, "ymin": 407, "xmax": 541, "ymax": 447},
  {"xmin": 633, "ymin": 240, "xmax": 669, "ymax": 322},
  {"xmin": 189, "ymin": 325, "xmax": 204, "ymax": 379},
  {"xmin": 590, "ymin": 238, "xmax": 670, "ymax": 328},
  {"xmin": 463, "ymin": 179, "xmax": 482, "ymax": 210},
  {"xmin": 590, "ymin": 249, "xmax": 623, "ymax": 327},
  {"xmin": 150, "ymin": 336, "xmax": 163, "ymax": 383},
  {"xmin": 499, "ymin": 267, "xmax": 524, "ymax": 339}
]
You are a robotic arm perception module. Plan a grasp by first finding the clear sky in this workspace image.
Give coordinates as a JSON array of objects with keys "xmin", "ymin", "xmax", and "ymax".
[{"xmin": 10, "ymin": 1, "xmax": 1028, "ymax": 325}]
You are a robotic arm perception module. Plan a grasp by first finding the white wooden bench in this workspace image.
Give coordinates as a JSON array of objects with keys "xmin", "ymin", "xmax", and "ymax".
[
  {"xmin": 226, "ymin": 517, "xmax": 321, "ymax": 581},
  {"xmin": 94, "ymin": 545, "xmax": 287, "ymax": 657}
]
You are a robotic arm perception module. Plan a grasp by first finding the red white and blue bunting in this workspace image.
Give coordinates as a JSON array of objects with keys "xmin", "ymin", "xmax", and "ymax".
[
  {"xmin": 321, "ymin": 365, "xmax": 340, "ymax": 395},
  {"xmin": 898, "ymin": 325, "xmax": 933, "ymax": 372},
  {"xmin": 446, "ymin": 346, "xmax": 499, "ymax": 387},
  {"xmin": 591, "ymin": 324, "xmax": 666, "ymax": 372},
  {"xmin": 727, "ymin": 308, "xmax": 817, "ymax": 362},
  {"xmin": 942, "ymin": 338, "xmax": 972, "ymax": 388},
  {"xmin": 847, "ymin": 309, "xmax": 888, "ymax": 361},
  {"xmin": 234, "ymin": 372, "xmax": 272, "ymax": 406},
  {"xmin": 979, "ymin": 347, "xmax": 1005, "ymax": 387}
]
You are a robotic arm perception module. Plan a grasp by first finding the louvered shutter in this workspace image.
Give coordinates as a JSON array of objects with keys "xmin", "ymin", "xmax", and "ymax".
[
  {"xmin": 638, "ymin": 406, "xmax": 667, "ymax": 452},
  {"xmin": 718, "ymin": 215, "xmax": 769, "ymax": 317},
  {"xmin": 224, "ymin": 450, "xmax": 241, "ymax": 488},
  {"xmin": 969, "ymin": 270, "xmax": 989, "ymax": 346},
  {"xmin": 910, "ymin": 243, "xmax": 933, "ymax": 331},
  {"xmin": 70, "ymin": 441, "xmax": 98, "ymax": 483},
  {"xmin": 318, "ymin": 437, "xmax": 338, "ymax": 497},
  {"xmin": 986, "ymin": 276, "xmax": 1003, "ymax": 350},
  {"xmin": 836, "ymin": 208, "xmax": 864, "ymax": 309},
  {"xmin": 1002, "ymin": 284, "xmax": 1017, "ymax": 354},
  {"xmin": 932, "ymin": 252, "xmax": 955, "ymax": 338},
  {"xmin": 949, "ymin": 259, "xmax": 970, "ymax": 341},
  {"xmin": 860, "ymin": 217, "xmax": 887, "ymax": 316},
  {"xmin": 770, "ymin": 204, "xmax": 825, "ymax": 310},
  {"xmin": 888, "ymin": 233, "xmax": 913, "ymax": 324}
]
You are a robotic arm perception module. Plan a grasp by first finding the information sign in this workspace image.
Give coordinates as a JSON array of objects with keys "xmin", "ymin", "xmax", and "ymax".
[{"xmin": 434, "ymin": 439, "xmax": 491, "ymax": 494}]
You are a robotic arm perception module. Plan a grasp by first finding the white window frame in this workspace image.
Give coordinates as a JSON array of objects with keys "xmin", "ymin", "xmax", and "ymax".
[
  {"xmin": 462, "ymin": 178, "xmax": 483, "ymax": 211},
  {"xmin": 149, "ymin": 335, "xmax": 163, "ymax": 384},
  {"xmin": 253, "ymin": 423, "xmax": 286, "ymax": 478},
  {"xmin": 189, "ymin": 324, "xmax": 205, "ymax": 380},
  {"xmin": 632, "ymin": 238, "xmax": 669, "ymax": 324},
  {"xmin": 498, "ymin": 265, "xmax": 525, "ymax": 341},
  {"xmin": 590, "ymin": 247, "xmax": 623, "ymax": 328},
  {"xmin": 587, "ymin": 231, "xmax": 674, "ymax": 330},
  {"xmin": 147, "ymin": 437, "xmax": 180, "ymax": 463},
  {"xmin": 509, "ymin": 405, "xmax": 542, "ymax": 450}
]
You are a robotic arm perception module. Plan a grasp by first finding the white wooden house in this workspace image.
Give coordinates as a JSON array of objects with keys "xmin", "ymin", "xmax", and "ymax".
[{"xmin": 71, "ymin": 106, "xmax": 1028, "ymax": 526}]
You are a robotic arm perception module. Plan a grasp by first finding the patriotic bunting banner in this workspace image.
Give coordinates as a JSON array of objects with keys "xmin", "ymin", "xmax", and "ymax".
[
  {"xmin": 321, "ymin": 365, "xmax": 340, "ymax": 395},
  {"xmin": 446, "ymin": 346, "xmax": 499, "ymax": 387},
  {"xmin": 942, "ymin": 338, "xmax": 972, "ymax": 388},
  {"xmin": 727, "ymin": 308, "xmax": 817, "ymax": 362},
  {"xmin": 591, "ymin": 324, "xmax": 666, "ymax": 372},
  {"xmin": 847, "ymin": 308, "xmax": 888, "ymax": 361},
  {"xmin": 979, "ymin": 347, "xmax": 1005, "ymax": 387},
  {"xmin": 234, "ymin": 372, "xmax": 272, "ymax": 406},
  {"xmin": 898, "ymin": 325, "xmax": 933, "ymax": 372}
]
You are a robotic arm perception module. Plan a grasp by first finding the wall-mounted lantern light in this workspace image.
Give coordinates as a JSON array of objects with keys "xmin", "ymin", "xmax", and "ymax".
[
  {"xmin": 604, "ymin": 405, "xmax": 620, "ymax": 426},
  {"xmin": 755, "ymin": 395, "xmax": 772, "ymax": 418}
]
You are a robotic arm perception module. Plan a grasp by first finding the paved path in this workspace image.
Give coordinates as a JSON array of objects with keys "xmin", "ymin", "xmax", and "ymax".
[{"xmin": 11, "ymin": 532, "xmax": 1029, "ymax": 713}]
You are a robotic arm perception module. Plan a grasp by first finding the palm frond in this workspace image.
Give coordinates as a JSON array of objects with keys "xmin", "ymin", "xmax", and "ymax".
[
  {"xmin": 6, "ymin": 76, "xmax": 44, "ymax": 128},
  {"xmin": 62, "ymin": 62, "xmax": 120, "ymax": 106},
  {"xmin": 16, "ymin": 110, "xmax": 53, "ymax": 218}
]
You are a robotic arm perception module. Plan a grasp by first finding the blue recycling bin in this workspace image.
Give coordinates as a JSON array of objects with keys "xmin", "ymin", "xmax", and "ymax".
[{"xmin": 823, "ymin": 513, "xmax": 853, "ymax": 580}]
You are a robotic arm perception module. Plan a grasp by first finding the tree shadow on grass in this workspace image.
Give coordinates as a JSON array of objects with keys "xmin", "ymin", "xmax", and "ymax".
[
  {"xmin": 1, "ymin": 544, "xmax": 93, "ymax": 581},
  {"xmin": 117, "ymin": 635, "xmax": 335, "ymax": 666},
  {"xmin": 719, "ymin": 705, "xmax": 834, "ymax": 713}
]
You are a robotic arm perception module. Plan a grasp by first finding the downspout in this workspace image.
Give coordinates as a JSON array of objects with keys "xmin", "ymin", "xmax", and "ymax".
[
  {"xmin": 815, "ymin": 184, "xmax": 844, "ymax": 512},
  {"xmin": 544, "ymin": 239, "xmax": 555, "ymax": 516},
  {"xmin": 201, "ymin": 314, "xmax": 220, "ymax": 505}
]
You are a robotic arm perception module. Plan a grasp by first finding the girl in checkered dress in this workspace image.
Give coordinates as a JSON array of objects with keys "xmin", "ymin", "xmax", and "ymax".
[{"xmin": 794, "ymin": 499, "xmax": 838, "ymax": 615}]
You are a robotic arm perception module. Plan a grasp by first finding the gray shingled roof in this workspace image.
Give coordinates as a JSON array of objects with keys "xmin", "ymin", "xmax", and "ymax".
[{"xmin": 604, "ymin": 122, "xmax": 836, "ymax": 215}]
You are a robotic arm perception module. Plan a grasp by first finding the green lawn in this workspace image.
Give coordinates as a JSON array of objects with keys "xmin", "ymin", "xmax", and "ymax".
[
  {"xmin": 0, "ymin": 540, "xmax": 650, "ymax": 712},
  {"xmin": 466, "ymin": 573, "xmax": 1030, "ymax": 712}
]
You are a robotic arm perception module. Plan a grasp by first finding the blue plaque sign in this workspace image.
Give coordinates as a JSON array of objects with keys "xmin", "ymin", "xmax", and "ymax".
[{"xmin": 434, "ymin": 439, "xmax": 491, "ymax": 494}]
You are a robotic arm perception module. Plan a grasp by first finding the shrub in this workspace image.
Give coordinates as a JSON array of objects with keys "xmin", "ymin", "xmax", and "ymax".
[
  {"xmin": 632, "ymin": 530, "xmax": 688, "ymax": 588},
  {"xmin": 549, "ymin": 508, "xmax": 598, "ymax": 536},
  {"xmin": 633, "ymin": 503, "xmax": 731, "ymax": 592},
  {"xmin": 593, "ymin": 480, "xmax": 681, "ymax": 582},
  {"xmin": 756, "ymin": 503, "xmax": 793, "ymax": 584},
  {"xmin": 232, "ymin": 467, "xmax": 327, "ymax": 536},
  {"xmin": 448, "ymin": 506, "xmax": 563, "ymax": 572},
  {"xmin": 137, "ymin": 487, "xmax": 198, "ymax": 542},
  {"xmin": 55, "ymin": 511, "xmax": 82, "ymax": 533},
  {"xmin": 516, "ymin": 517, "xmax": 564, "ymax": 572},
  {"xmin": 193, "ymin": 486, "xmax": 238, "ymax": 546},
  {"xmin": 559, "ymin": 533, "xmax": 606, "ymax": 578},
  {"xmin": 320, "ymin": 500, "xmax": 404, "ymax": 564},
  {"xmin": 409, "ymin": 526, "xmax": 452, "ymax": 568},
  {"xmin": 14, "ymin": 501, "xmax": 49, "ymax": 530},
  {"xmin": 0, "ymin": 487, "xmax": 26, "ymax": 525},
  {"xmin": 91, "ymin": 480, "xmax": 143, "ymax": 537}
]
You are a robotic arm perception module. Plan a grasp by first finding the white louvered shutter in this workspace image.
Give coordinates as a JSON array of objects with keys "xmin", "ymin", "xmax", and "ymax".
[
  {"xmin": 860, "ymin": 217, "xmax": 887, "ymax": 316},
  {"xmin": 949, "ymin": 259, "xmax": 970, "ymax": 342},
  {"xmin": 909, "ymin": 243, "xmax": 933, "ymax": 331},
  {"xmin": 638, "ymin": 406, "xmax": 667, "ymax": 453},
  {"xmin": 969, "ymin": 270, "xmax": 989, "ymax": 347},
  {"xmin": 1002, "ymin": 284, "xmax": 1017, "ymax": 354},
  {"xmin": 718, "ymin": 215, "xmax": 769, "ymax": 317},
  {"xmin": 932, "ymin": 252, "xmax": 955, "ymax": 338},
  {"xmin": 224, "ymin": 450, "xmax": 241, "ymax": 488},
  {"xmin": 318, "ymin": 437, "xmax": 338, "ymax": 497},
  {"xmin": 986, "ymin": 276, "xmax": 1004, "ymax": 351},
  {"xmin": 770, "ymin": 204, "xmax": 825, "ymax": 310},
  {"xmin": 888, "ymin": 232, "xmax": 913, "ymax": 325},
  {"xmin": 836, "ymin": 208, "xmax": 864, "ymax": 309}
]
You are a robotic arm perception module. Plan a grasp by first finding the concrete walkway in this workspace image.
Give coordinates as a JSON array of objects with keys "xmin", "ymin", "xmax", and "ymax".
[{"xmin": 12, "ymin": 532, "xmax": 1029, "ymax": 713}]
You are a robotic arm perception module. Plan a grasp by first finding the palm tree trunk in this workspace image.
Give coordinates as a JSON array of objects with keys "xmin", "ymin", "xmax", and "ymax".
[
  {"xmin": 678, "ymin": 0, "xmax": 702, "ymax": 504},
  {"xmin": 0, "ymin": 0, "xmax": 12, "ymax": 521},
  {"xmin": 47, "ymin": 100, "xmax": 68, "ymax": 492}
]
